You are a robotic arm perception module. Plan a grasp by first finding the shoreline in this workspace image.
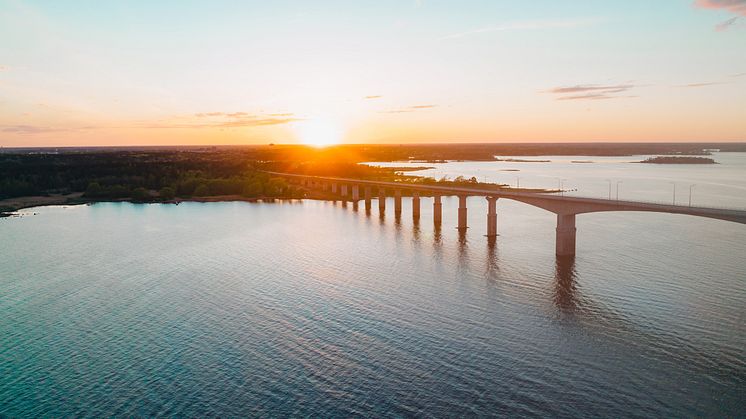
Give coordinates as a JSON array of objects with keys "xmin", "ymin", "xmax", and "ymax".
[{"xmin": 1, "ymin": 185, "xmax": 554, "ymax": 217}]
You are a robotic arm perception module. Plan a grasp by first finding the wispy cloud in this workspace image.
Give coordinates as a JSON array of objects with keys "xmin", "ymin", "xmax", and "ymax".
[
  {"xmin": 150, "ymin": 111, "xmax": 298, "ymax": 129},
  {"xmin": 695, "ymin": 0, "xmax": 745, "ymax": 30},
  {"xmin": 695, "ymin": 0, "xmax": 746, "ymax": 15},
  {"xmin": 2, "ymin": 111, "xmax": 298, "ymax": 135},
  {"xmin": 715, "ymin": 16, "xmax": 740, "ymax": 30},
  {"xmin": 556, "ymin": 93, "xmax": 637, "ymax": 101},
  {"xmin": 729, "ymin": 71, "xmax": 746, "ymax": 77},
  {"xmin": 440, "ymin": 18, "xmax": 601, "ymax": 40},
  {"xmin": 379, "ymin": 104, "xmax": 437, "ymax": 114},
  {"xmin": 0, "ymin": 124, "xmax": 96, "ymax": 134},
  {"xmin": 545, "ymin": 84, "xmax": 637, "ymax": 101},
  {"xmin": 364, "ymin": 95, "xmax": 382, "ymax": 100},
  {"xmin": 677, "ymin": 81, "xmax": 724, "ymax": 87}
]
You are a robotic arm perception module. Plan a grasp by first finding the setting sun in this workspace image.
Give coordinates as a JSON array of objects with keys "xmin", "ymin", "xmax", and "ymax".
[{"xmin": 295, "ymin": 118, "xmax": 342, "ymax": 147}]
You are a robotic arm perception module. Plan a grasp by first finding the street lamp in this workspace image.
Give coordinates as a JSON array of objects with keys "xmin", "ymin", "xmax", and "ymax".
[
  {"xmin": 516, "ymin": 176, "xmax": 520, "ymax": 189},
  {"xmin": 616, "ymin": 181, "xmax": 622, "ymax": 201},
  {"xmin": 605, "ymin": 179, "xmax": 612, "ymax": 200},
  {"xmin": 670, "ymin": 182, "xmax": 676, "ymax": 205},
  {"xmin": 558, "ymin": 178, "xmax": 567, "ymax": 196},
  {"xmin": 689, "ymin": 184, "xmax": 696, "ymax": 207}
]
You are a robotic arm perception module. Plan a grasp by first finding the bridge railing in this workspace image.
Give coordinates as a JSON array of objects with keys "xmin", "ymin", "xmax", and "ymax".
[{"xmin": 505, "ymin": 190, "xmax": 746, "ymax": 212}]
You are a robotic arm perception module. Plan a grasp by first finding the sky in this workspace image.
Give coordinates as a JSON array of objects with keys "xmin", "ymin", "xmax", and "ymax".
[{"xmin": 0, "ymin": 0, "xmax": 745, "ymax": 147}]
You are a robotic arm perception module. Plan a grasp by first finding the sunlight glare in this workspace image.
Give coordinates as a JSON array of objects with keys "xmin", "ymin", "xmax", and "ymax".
[{"xmin": 295, "ymin": 118, "xmax": 342, "ymax": 147}]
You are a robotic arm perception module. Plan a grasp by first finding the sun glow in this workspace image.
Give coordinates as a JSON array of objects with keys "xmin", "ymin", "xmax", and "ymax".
[{"xmin": 295, "ymin": 118, "xmax": 342, "ymax": 147}]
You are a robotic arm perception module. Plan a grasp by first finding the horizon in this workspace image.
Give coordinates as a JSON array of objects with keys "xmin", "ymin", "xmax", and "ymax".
[
  {"xmin": 1, "ymin": 0, "xmax": 745, "ymax": 147},
  {"xmin": 2, "ymin": 140, "xmax": 746, "ymax": 151}
]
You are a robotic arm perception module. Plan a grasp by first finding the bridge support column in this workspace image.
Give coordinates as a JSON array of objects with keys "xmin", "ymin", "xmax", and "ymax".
[
  {"xmin": 341, "ymin": 184, "xmax": 348, "ymax": 198},
  {"xmin": 433, "ymin": 195, "xmax": 442, "ymax": 225},
  {"xmin": 322, "ymin": 182, "xmax": 328, "ymax": 192},
  {"xmin": 486, "ymin": 196, "xmax": 498, "ymax": 236},
  {"xmin": 458, "ymin": 195, "xmax": 468, "ymax": 230},
  {"xmin": 331, "ymin": 183, "xmax": 338, "ymax": 194},
  {"xmin": 412, "ymin": 191, "xmax": 420, "ymax": 219},
  {"xmin": 364, "ymin": 187, "xmax": 372, "ymax": 211},
  {"xmin": 394, "ymin": 190, "xmax": 402, "ymax": 215},
  {"xmin": 556, "ymin": 214, "xmax": 577, "ymax": 257},
  {"xmin": 351, "ymin": 185, "xmax": 359, "ymax": 201},
  {"xmin": 378, "ymin": 188, "xmax": 386, "ymax": 213}
]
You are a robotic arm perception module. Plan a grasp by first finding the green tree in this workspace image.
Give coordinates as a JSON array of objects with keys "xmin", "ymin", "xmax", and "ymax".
[
  {"xmin": 85, "ymin": 182, "xmax": 102, "ymax": 197},
  {"xmin": 131, "ymin": 187, "xmax": 150, "ymax": 201},
  {"xmin": 242, "ymin": 180, "xmax": 263, "ymax": 197},
  {"xmin": 194, "ymin": 184, "xmax": 211, "ymax": 197},
  {"xmin": 159, "ymin": 186, "xmax": 176, "ymax": 200}
]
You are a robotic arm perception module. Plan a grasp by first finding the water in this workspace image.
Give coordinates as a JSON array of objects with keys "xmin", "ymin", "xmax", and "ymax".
[
  {"xmin": 367, "ymin": 151, "xmax": 746, "ymax": 208},
  {"xmin": 2, "ymin": 158, "xmax": 746, "ymax": 417}
]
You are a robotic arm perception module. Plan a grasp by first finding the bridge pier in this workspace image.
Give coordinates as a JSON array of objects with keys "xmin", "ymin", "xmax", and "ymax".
[
  {"xmin": 340, "ymin": 184, "xmax": 348, "ymax": 197},
  {"xmin": 351, "ymin": 185, "xmax": 360, "ymax": 201},
  {"xmin": 486, "ymin": 196, "xmax": 498, "ymax": 236},
  {"xmin": 458, "ymin": 195, "xmax": 468, "ymax": 230},
  {"xmin": 412, "ymin": 191, "xmax": 420, "ymax": 219},
  {"xmin": 322, "ymin": 182, "xmax": 328, "ymax": 192},
  {"xmin": 394, "ymin": 190, "xmax": 402, "ymax": 215},
  {"xmin": 331, "ymin": 182, "xmax": 338, "ymax": 194},
  {"xmin": 433, "ymin": 195, "xmax": 442, "ymax": 225},
  {"xmin": 556, "ymin": 214, "xmax": 577, "ymax": 257},
  {"xmin": 364, "ymin": 187, "xmax": 372, "ymax": 211},
  {"xmin": 378, "ymin": 188, "xmax": 386, "ymax": 213}
]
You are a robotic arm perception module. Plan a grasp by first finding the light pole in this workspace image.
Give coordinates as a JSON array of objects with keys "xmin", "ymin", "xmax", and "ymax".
[
  {"xmin": 605, "ymin": 179, "xmax": 612, "ymax": 200},
  {"xmin": 616, "ymin": 181, "xmax": 622, "ymax": 201},
  {"xmin": 558, "ymin": 178, "xmax": 567, "ymax": 196},
  {"xmin": 689, "ymin": 184, "xmax": 696, "ymax": 207},
  {"xmin": 516, "ymin": 177, "xmax": 520, "ymax": 189},
  {"xmin": 671, "ymin": 182, "xmax": 676, "ymax": 205}
]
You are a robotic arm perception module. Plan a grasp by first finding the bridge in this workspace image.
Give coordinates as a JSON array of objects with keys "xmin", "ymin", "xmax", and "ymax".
[{"xmin": 270, "ymin": 172, "xmax": 746, "ymax": 256}]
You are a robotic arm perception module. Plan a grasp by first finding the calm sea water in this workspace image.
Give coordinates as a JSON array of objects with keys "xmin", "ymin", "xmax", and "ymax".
[{"xmin": 2, "ymin": 155, "xmax": 746, "ymax": 417}]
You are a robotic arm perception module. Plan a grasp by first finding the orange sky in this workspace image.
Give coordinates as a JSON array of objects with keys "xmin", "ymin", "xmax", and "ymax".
[{"xmin": 1, "ymin": 1, "xmax": 744, "ymax": 147}]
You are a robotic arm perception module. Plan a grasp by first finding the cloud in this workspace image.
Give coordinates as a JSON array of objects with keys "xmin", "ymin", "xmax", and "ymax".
[
  {"xmin": 364, "ymin": 95, "xmax": 382, "ymax": 99},
  {"xmin": 151, "ymin": 111, "xmax": 298, "ymax": 129},
  {"xmin": 556, "ymin": 94, "xmax": 636, "ymax": 101},
  {"xmin": 2, "ymin": 112, "xmax": 298, "ymax": 135},
  {"xmin": 440, "ymin": 18, "xmax": 601, "ymax": 40},
  {"xmin": 0, "ymin": 125, "xmax": 96, "ymax": 134},
  {"xmin": 545, "ymin": 84, "xmax": 637, "ymax": 100},
  {"xmin": 379, "ymin": 104, "xmax": 437, "ymax": 114},
  {"xmin": 0, "ymin": 65, "xmax": 8, "ymax": 72},
  {"xmin": 729, "ymin": 72, "xmax": 746, "ymax": 77},
  {"xmin": 695, "ymin": 0, "xmax": 746, "ymax": 15},
  {"xmin": 677, "ymin": 81, "xmax": 724, "ymax": 87},
  {"xmin": 715, "ymin": 16, "xmax": 740, "ymax": 30}
]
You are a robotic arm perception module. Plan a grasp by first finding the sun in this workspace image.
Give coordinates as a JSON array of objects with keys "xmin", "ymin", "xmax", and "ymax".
[{"xmin": 295, "ymin": 118, "xmax": 342, "ymax": 147}]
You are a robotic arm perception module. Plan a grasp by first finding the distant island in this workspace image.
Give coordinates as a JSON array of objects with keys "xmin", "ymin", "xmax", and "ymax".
[
  {"xmin": 638, "ymin": 156, "xmax": 717, "ymax": 164},
  {"xmin": 496, "ymin": 158, "xmax": 551, "ymax": 163}
]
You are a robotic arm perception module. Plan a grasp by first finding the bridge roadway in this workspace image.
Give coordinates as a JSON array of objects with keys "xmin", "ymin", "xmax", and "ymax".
[{"xmin": 269, "ymin": 172, "xmax": 746, "ymax": 256}]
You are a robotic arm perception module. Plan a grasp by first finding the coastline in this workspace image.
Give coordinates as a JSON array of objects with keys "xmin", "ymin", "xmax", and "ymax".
[
  {"xmin": 1, "ymin": 184, "xmax": 553, "ymax": 217},
  {"xmin": 0, "ymin": 194, "xmax": 296, "ymax": 217}
]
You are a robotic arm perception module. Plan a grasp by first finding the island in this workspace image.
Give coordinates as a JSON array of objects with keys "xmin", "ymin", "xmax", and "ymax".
[{"xmin": 638, "ymin": 156, "xmax": 717, "ymax": 164}]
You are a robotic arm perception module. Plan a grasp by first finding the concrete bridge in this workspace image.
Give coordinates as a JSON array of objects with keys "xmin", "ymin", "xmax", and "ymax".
[{"xmin": 270, "ymin": 172, "xmax": 746, "ymax": 256}]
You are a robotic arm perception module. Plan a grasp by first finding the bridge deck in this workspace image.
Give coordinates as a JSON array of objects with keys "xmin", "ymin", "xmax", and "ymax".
[{"xmin": 269, "ymin": 172, "xmax": 746, "ymax": 224}]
